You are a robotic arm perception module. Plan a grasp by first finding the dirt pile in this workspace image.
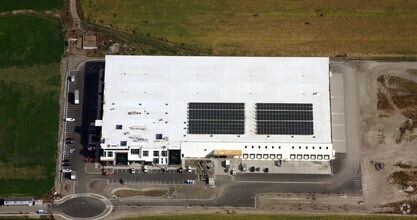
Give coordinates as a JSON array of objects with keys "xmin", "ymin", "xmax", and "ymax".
[{"xmin": 388, "ymin": 162, "xmax": 417, "ymax": 195}]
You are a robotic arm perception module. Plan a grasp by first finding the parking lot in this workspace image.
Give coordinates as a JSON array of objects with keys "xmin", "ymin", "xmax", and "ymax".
[
  {"xmin": 107, "ymin": 168, "xmax": 198, "ymax": 185},
  {"xmin": 60, "ymin": 61, "xmax": 105, "ymax": 192}
]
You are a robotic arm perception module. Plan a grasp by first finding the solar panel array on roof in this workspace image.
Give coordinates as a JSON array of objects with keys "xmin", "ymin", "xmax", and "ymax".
[
  {"xmin": 256, "ymin": 103, "xmax": 314, "ymax": 135},
  {"xmin": 188, "ymin": 103, "xmax": 245, "ymax": 134}
]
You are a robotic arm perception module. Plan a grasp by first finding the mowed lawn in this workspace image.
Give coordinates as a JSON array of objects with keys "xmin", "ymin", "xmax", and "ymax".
[
  {"xmin": 0, "ymin": 16, "xmax": 63, "ymax": 196},
  {"xmin": 80, "ymin": 0, "xmax": 417, "ymax": 56},
  {"xmin": 122, "ymin": 215, "xmax": 415, "ymax": 220},
  {"xmin": 0, "ymin": 0, "xmax": 62, "ymax": 12}
]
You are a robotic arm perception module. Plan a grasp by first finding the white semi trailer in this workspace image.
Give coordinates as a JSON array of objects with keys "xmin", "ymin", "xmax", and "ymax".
[{"xmin": 74, "ymin": 90, "xmax": 79, "ymax": 104}]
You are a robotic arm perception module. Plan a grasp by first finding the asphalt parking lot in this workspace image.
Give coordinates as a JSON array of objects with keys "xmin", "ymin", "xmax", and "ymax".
[
  {"xmin": 107, "ymin": 168, "xmax": 198, "ymax": 185},
  {"xmin": 61, "ymin": 61, "xmax": 105, "ymax": 193}
]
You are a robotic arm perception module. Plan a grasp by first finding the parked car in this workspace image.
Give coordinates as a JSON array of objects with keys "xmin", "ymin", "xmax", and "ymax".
[
  {"xmin": 87, "ymin": 146, "xmax": 96, "ymax": 152},
  {"xmin": 62, "ymin": 168, "xmax": 72, "ymax": 173},
  {"xmin": 65, "ymin": 137, "xmax": 73, "ymax": 141},
  {"xmin": 187, "ymin": 166, "xmax": 192, "ymax": 173},
  {"xmin": 230, "ymin": 169, "xmax": 237, "ymax": 175},
  {"xmin": 62, "ymin": 162, "xmax": 71, "ymax": 166},
  {"xmin": 120, "ymin": 179, "xmax": 126, "ymax": 185},
  {"xmin": 143, "ymin": 165, "xmax": 148, "ymax": 173},
  {"xmin": 130, "ymin": 168, "xmax": 136, "ymax": 174},
  {"xmin": 162, "ymin": 166, "xmax": 168, "ymax": 173},
  {"xmin": 65, "ymin": 140, "xmax": 74, "ymax": 144},
  {"xmin": 84, "ymin": 157, "xmax": 94, "ymax": 163},
  {"xmin": 63, "ymin": 159, "xmax": 71, "ymax": 163},
  {"xmin": 65, "ymin": 118, "xmax": 75, "ymax": 122},
  {"xmin": 177, "ymin": 167, "xmax": 183, "ymax": 173}
]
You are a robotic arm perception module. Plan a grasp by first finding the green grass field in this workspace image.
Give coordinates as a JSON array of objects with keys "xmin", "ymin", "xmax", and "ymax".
[
  {"xmin": 0, "ymin": 0, "xmax": 62, "ymax": 12},
  {"xmin": 80, "ymin": 0, "xmax": 417, "ymax": 56},
  {"xmin": 0, "ymin": 16, "xmax": 63, "ymax": 197},
  {"xmin": 122, "ymin": 214, "xmax": 416, "ymax": 220}
]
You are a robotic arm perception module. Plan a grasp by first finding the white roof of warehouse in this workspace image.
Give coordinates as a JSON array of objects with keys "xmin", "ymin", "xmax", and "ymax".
[{"xmin": 101, "ymin": 56, "xmax": 331, "ymax": 148}]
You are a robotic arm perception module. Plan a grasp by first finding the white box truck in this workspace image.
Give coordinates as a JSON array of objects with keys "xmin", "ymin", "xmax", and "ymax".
[
  {"xmin": 70, "ymin": 171, "xmax": 76, "ymax": 180},
  {"xmin": 74, "ymin": 90, "xmax": 80, "ymax": 105},
  {"xmin": 74, "ymin": 90, "xmax": 79, "ymax": 104}
]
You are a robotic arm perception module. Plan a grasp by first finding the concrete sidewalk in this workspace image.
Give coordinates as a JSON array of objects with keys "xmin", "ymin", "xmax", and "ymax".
[{"xmin": 214, "ymin": 158, "xmax": 332, "ymax": 175}]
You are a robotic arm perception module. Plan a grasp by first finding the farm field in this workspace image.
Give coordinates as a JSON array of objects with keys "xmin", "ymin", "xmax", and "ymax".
[
  {"xmin": 0, "ymin": 0, "xmax": 62, "ymax": 12},
  {"xmin": 80, "ymin": 0, "xmax": 417, "ymax": 57},
  {"xmin": 122, "ymin": 214, "xmax": 415, "ymax": 220},
  {"xmin": 0, "ymin": 16, "xmax": 63, "ymax": 196}
]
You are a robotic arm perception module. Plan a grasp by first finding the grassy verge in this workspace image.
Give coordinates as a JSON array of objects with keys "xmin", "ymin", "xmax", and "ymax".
[
  {"xmin": 79, "ymin": 0, "xmax": 417, "ymax": 57},
  {"xmin": 122, "ymin": 214, "xmax": 416, "ymax": 220},
  {"xmin": 0, "ymin": 0, "xmax": 62, "ymax": 12},
  {"xmin": 0, "ymin": 16, "xmax": 63, "ymax": 197}
]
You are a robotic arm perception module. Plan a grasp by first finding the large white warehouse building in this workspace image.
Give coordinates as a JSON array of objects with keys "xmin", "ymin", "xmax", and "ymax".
[{"xmin": 99, "ymin": 56, "xmax": 333, "ymax": 165}]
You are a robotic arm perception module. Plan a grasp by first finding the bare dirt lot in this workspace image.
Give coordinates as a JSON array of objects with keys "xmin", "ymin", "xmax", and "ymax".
[{"xmin": 359, "ymin": 61, "xmax": 417, "ymax": 214}]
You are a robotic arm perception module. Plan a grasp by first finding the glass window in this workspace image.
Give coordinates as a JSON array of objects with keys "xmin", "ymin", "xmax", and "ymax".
[
  {"xmin": 161, "ymin": 151, "xmax": 167, "ymax": 157},
  {"xmin": 116, "ymin": 125, "xmax": 122, "ymax": 129},
  {"xmin": 108, "ymin": 151, "xmax": 113, "ymax": 157},
  {"xmin": 153, "ymin": 151, "xmax": 159, "ymax": 157},
  {"xmin": 130, "ymin": 149, "xmax": 140, "ymax": 155},
  {"xmin": 243, "ymin": 154, "xmax": 248, "ymax": 159},
  {"xmin": 143, "ymin": 150, "xmax": 149, "ymax": 157}
]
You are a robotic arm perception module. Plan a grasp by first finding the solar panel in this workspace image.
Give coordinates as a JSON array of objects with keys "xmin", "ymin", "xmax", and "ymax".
[
  {"xmin": 256, "ymin": 103, "xmax": 313, "ymax": 111},
  {"xmin": 257, "ymin": 121, "xmax": 314, "ymax": 135},
  {"xmin": 256, "ymin": 110, "xmax": 313, "ymax": 121},
  {"xmin": 188, "ymin": 102, "xmax": 245, "ymax": 135},
  {"xmin": 256, "ymin": 103, "xmax": 314, "ymax": 135},
  {"xmin": 189, "ymin": 110, "xmax": 244, "ymax": 120}
]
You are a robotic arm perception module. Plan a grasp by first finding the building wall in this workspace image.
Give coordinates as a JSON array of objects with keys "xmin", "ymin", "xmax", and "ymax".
[
  {"xmin": 180, "ymin": 142, "xmax": 333, "ymax": 161},
  {"xmin": 101, "ymin": 142, "xmax": 333, "ymax": 163}
]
